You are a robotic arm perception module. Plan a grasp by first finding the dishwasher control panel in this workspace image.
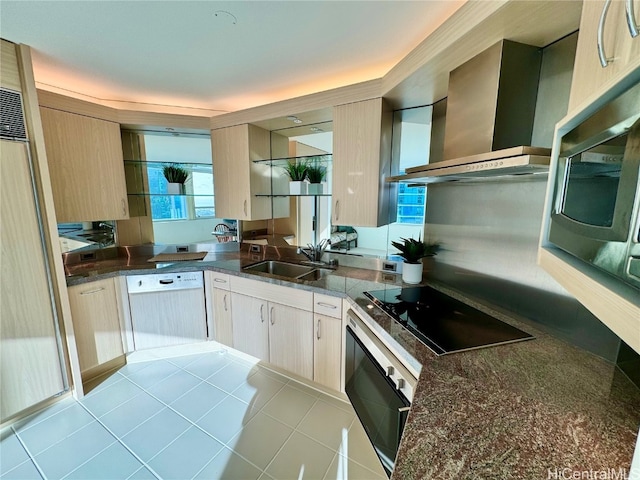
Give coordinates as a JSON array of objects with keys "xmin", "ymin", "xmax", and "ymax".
[{"xmin": 127, "ymin": 272, "xmax": 204, "ymax": 294}]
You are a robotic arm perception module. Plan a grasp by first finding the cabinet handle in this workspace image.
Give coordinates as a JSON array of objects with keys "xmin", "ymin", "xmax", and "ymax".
[
  {"xmin": 243, "ymin": 200, "xmax": 247, "ymax": 216},
  {"xmin": 334, "ymin": 200, "xmax": 339, "ymax": 221},
  {"xmin": 317, "ymin": 302, "xmax": 337, "ymax": 309},
  {"xmin": 223, "ymin": 294, "xmax": 228, "ymax": 312},
  {"xmin": 317, "ymin": 318, "xmax": 321, "ymax": 340},
  {"xmin": 80, "ymin": 287, "xmax": 105, "ymax": 295},
  {"xmin": 270, "ymin": 306, "xmax": 275, "ymax": 325},
  {"xmin": 627, "ymin": 0, "xmax": 639, "ymax": 37},
  {"xmin": 213, "ymin": 278, "xmax": 227, "ymax": 284},
  {"xmin": 121, "ymin": 198, "xmax": 127, "ymax": 216},
  {"xmin": 598, "ymin": 0, "xmax": 614, "ymax": 67},
  {"xmin": 260, "ymin": 304, "xmax": 264, "ymax": 322}
]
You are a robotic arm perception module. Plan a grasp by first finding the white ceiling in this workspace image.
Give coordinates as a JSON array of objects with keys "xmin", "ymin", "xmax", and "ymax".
[{"xmin": 1, "ymin": 1, "xmax": 464, "ymax": 115}]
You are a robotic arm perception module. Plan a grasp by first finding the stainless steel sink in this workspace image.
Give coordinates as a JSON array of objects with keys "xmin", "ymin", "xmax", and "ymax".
[
  {"xmin": 296, "ymin": 268, "xmax": 332, "ymax": 281},
  {"xmin": 242, "ymin": 260, "xmax": 315, "ymax": 278}
]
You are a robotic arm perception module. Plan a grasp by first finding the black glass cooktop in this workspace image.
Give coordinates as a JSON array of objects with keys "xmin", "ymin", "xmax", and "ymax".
[{"xmin": 364, "ymin": 286, "xmax": 533, "ymax": 355}]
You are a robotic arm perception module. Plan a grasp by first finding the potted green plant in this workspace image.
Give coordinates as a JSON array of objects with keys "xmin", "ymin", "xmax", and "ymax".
[
  {"xmin": 391, "ymin": 236, "xmax": 440, "ymax": 284},
  {"xmin": 306, "ymin": 163, "xmax": 326, "ymax": 195},
  {"xmin": 283, "ymin": 161, "xmax": 308, "ymax": 195},
  {"xmin": 163, "ymin": 165, "xmax": 189, "ymax": 195}
]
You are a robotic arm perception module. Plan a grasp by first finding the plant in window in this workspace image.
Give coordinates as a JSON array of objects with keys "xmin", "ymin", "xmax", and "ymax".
[{"xmin": 163, "ymin": 165, "xmax": 189, "ymax": 195}]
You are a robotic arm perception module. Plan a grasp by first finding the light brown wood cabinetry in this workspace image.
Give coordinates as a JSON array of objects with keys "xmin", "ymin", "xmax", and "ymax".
[
  {"xmin": 67, "ymin": 278, "xmax": 125, "ymax": 379},
  {"xmin": 569, "ymin": 0, "xmax": 640, "ymax": 111},
  {"xmin": 1, "ymin": 140, "xmax": 66, "ymax": 422},
  {"xmin": 205, "ymin": 271, "xmax": 233, "ymax": 347},
  {"xmin": 228, "ymin": 276, "xmax": 315, "ymax": 381},
  {"xmin": 268, "ymin": 303, "xmax": 314, "ymax": 380},
  {"xmin": 211, "ymin": 123, "xmax": 288, "ymax": 220},
  {"xmin": 230, "ymin": 292, "xmax": 270, "ymax": 361},
  {"xmin": 312, "ymin": 293, "xmax": 343, "ymax": 391},
  {"xmin": 40, "ymin": 107, "xmax": 129, "ymax": 222},
  {"xmin": 332, "ymin": 97, "xmax": 395, "ymax": 227}
]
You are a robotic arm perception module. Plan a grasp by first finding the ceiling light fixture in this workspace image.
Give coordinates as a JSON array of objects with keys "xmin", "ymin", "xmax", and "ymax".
[
  {"xmin": 293, "ymin": 119, "xmax": 302, "ymax": 124},
  {"xmin": 286, "ymin": 116, "xmax": 298, "ymax": 122},
  {"xmin": 310, "ymin": 127, "xmax": 323, "ymax": 132}
]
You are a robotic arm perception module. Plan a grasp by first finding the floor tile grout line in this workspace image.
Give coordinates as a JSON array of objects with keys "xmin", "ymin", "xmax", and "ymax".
[
  {"xmin": 188, "ymin": 444, "xmax": 265, "ymax": 480},
  {"xmin": 8, "ymin": 425, "xmax": 48, "ymax": 480},
  {"xmin": 75, "ymin": 401, "xmax": 162, "ymax": 480},
  {"xmin": 58, "ymin": 439, "xmax": 120, "ymax": 480}
]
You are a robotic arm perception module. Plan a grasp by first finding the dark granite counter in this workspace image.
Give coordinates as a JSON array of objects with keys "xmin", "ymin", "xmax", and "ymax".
[{"xmin": 64, "ymin": 251, "xmax": 640, "ymax": 479}]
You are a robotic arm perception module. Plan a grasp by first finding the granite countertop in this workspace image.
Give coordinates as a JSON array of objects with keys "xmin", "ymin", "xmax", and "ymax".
[{"xmin": 64, "ymin": 252, "xmax": 640, "ymax": 479}]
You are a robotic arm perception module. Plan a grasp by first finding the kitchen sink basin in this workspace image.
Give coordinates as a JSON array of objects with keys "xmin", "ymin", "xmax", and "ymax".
[
  {"xmin": 296, "ymin": 268, "xmax": 332, "ymax": 281},
  {"xmin": 242, "ymin": 260, "xmax": 315, "ymax": 278}
]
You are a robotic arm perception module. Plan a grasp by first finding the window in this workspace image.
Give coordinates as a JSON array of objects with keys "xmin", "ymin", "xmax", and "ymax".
[{"xmin": 396, "ymin": 183, "xmax": 426, "ymax": 224}]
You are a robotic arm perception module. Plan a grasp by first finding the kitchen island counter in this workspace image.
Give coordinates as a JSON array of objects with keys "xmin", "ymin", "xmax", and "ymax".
[{"xmin": 64, "ymin": 250, "xmax": 640, "ymax": 479}]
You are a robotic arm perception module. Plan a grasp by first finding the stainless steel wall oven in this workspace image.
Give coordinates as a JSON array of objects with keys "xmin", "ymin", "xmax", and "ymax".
[
  {"xmin": 344, "ymin": 310, "xmax": 417, "ymax": 477},
  {"xmin": 548, "ymin": 79, "xmax": 640, "ymax": 290}
]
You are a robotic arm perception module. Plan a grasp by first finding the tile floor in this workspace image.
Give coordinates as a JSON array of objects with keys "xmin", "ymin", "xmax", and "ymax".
[{"xmin": 0, "ymin": 344, "xmax": 387, "ymax": 480}]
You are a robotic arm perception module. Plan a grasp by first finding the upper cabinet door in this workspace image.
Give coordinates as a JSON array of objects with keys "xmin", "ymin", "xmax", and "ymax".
[
  {"xmin": 40, "ymin": 107, "xmax": 129, "ymax": 222},
  {"xmin": 569, "ymin": 0, "xmax": 640, "ymax": 112},
  {"xmin": 332, "ymin": 98, "xmax": 396, "ymax": 227},
  {"xmin": 211, "ymin": 124, "xmax": 275, "ymax": 220}
]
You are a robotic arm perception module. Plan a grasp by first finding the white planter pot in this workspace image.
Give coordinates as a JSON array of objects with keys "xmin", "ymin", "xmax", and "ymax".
[
  {"xmin": 402, "ymin": 261, "xmax": 423, "ymax": 284},
  {"xmin": 307, "ymin": 183, "xmax": 324, "ymax": 195},
  {"xmin": 289, "ymin": 181, "xmax": 307, "ymax": 195},
  {"xmin": 167, "ymin": 182, "xmax": 185, "ymax": 195}
]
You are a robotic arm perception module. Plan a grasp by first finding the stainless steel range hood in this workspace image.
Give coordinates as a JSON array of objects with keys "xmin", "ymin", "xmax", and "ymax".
[
  {"xmin": 388, "ymin": 146, "xmax": 551, "ymax": 184},
  {"xmin": 391, "ymin": 39, "xmax": 554, "ymax": 183}
]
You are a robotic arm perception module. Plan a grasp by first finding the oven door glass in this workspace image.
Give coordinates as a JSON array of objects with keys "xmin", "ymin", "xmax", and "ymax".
[
  {"xmin": 345, "ymin": 326, "xmax": 409, "ymax": 477},
  {"xmin": 561, "ymin": 133, "xmax": 627, "ymax": 228}
]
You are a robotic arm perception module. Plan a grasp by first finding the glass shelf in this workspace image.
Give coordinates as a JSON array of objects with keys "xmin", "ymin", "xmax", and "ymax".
[
  {"xmin": 252, "ymin": 154, "xmax": 332, "ymax": 166},
  {"xmin": 255, "ymin": 193, "xmax": 331, "ymax": 197},
  {"xmin": 128, "ymin": 193, "xmax": 214, "ymax": 197},
  {"xmin": 124, "ymin": 160, "xmax": 213, "ymax": 170}
]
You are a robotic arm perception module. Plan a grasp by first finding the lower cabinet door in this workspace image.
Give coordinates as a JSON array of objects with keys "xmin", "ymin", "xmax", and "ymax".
[
  {"xmin": 269, "ymin": 303, "xmax": 313, "ymax": 380},
  {"xmin": 231, "ymin": 292, "xmax": 269, "ymax": 362},
  {"xmin": 68, "ymin": 278, "xmax": 124, "ymax": 376},
  {"xmin": 213, "ymin": 288, "xmax": 233, "ymax": 347},
  {"xmin": 313, "ymin": 313, "xmax": 343, "ymax": 391}
]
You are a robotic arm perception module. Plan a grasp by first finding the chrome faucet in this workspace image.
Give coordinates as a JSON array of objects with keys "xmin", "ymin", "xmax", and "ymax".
[{"xmin": 297, "ymin": 239, "xmax": 330, "ymax": 263}]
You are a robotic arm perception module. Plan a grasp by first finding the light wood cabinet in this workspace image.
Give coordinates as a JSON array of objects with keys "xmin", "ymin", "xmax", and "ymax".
[
  {"xmin": 568, "ymin": 0, "xmax": 640, "ymax": 111},
  {"xmin": 1, "ymin": 140, "xmax": 66, "ymax": 422},
  {"xmin": 229, "ymin": 276, "xmax": 315, "ymax": 380},
  {"xmin": 269, "ymin": 303, "xmax": 314, "ymax": 380},
  {"xmin": 332, "ymin": 97, "xmax": 396, "ymax": 227},
  {"xmin": 230, "ymin": 292, "xmax": 270, "ymax": 361},
  {"xmin": 313, "ymin": 293, "xmax": 343, "ymax": 391},
  {"xmin": 211, "ymin": 123, "xmax": 288, "ymax": 220},
  {"xmin": 67, "ymin": 278, "xmax": 125, "ymax": 379},
  {"xmin": 313, "ymin": 313, "xmax": 343, "ymax": 391},
  {"xmin": 40, "ymin": 107, "xmax": 129, "ymax": 222},
  {"xmin": 205, "ymin": 271, "xmax": 233, "ymax": 347}
]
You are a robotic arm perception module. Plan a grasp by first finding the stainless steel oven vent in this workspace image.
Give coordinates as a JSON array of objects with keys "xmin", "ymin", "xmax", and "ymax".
[{"xmin": 0, "ymin": 88, "xmax": 28, "ymax": 141}]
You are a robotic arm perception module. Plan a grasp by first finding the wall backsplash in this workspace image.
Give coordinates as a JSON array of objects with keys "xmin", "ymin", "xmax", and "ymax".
[{"xmin": 425, "ymin": 176, "xmax": 624, "ymax": 363}]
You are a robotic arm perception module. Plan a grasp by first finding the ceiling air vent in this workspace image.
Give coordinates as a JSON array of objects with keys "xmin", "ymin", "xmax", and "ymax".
[{"xmin": 0, "ymin": 88, "xmax": 28, "ymax": 141}]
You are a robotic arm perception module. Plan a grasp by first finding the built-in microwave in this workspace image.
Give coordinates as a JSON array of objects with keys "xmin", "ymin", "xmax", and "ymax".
[{"xmin": 548, "ymin": 80, "xmax": 640, "ymax": 290}]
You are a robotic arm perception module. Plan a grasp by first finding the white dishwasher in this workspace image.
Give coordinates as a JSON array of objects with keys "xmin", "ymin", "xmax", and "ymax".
[{"xmin": 126, "ymin": 272, "xmax": 207, "ymax": 351}]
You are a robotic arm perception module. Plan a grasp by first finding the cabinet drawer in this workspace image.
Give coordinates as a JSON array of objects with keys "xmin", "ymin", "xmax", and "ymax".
[
  {"xmin": 208, "ymin": 271, "xmax": 231, "ymax": 291},
  {"xmin": 313, "ymin": 293, "xmax": 342, "ymax": 318},
  {"xmin": 230, "ymin": 275, "xmax": 312, "ymax": 311}
]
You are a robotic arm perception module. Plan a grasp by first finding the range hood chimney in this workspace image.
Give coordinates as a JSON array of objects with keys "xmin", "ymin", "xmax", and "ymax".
[
  {"xmin": 390, "ymin": 39, "xmax": 553, "ymax": 184},
  {"xmin": 443, "ymin": 39, "xmax": 542, "ymax": 160}
]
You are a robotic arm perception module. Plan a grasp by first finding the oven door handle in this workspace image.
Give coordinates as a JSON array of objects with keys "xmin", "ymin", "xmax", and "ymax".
[{"xmin": 396, "ymin": 406, "xmax": 411, "ymax": 447}]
